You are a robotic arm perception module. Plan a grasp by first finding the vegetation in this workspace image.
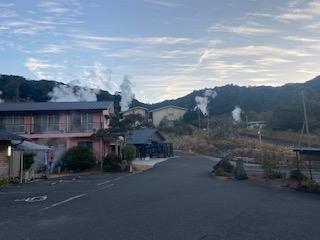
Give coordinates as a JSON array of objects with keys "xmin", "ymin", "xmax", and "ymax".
[
  {"xmin": 289, "ymin": 170, "xmax": 307, "ymax": 182},
  {"xmin": 122, "ymin": 145, "xmax": 136, "ymax": 162},
  {"xmin": 3, "ymin": 74, "xmax": 320, "ymax": 132},
  {"xmin": 61, "ymin": 146, "xmax": 96, "ymax": 171},
  {"xmin": 103, "ymin": 153, "xmax": 128, "ymax": 172},
  {"xmin": 23, "ymin": 153, "xmax": 35, "ymax": 170}
]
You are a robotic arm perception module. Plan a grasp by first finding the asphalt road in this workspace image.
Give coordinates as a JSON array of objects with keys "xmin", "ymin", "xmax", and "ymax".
[{"xmin": 1, "ymin": 154, "xmax": 320, "ymax": 240}]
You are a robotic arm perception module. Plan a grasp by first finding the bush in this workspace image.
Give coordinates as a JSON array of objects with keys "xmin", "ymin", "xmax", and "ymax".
[
  {"xmin": 103, "ymin": 153, "xmax": 128, "ymax": 172},
  {"xmin": 264, "ymin": 170, "xmax": 286, "ymax": 179},
  {"xmin": 122, "ymin": 145, "xmax": 136, "ymax": 162},
  {"xmin": 215, "ymin": 167, "xmax": 233, "ymax": 177},
  {"xmin": 61, "ymin": 146, "xmax": 96, "ymax": 171},
  {"xmin": 23, "ymin": 153, "xmax": 35, "ymax": 170},
  {"xmin": 213, "ymin": 159, "xmax": 234, "ymax": 173},
  {"xmin": 234, "ymin": 160, "xmax": 248, "ymax": 180},
  {"xmin": 289, "ymin": 170, "xmax": 307, "ymax": 181}
]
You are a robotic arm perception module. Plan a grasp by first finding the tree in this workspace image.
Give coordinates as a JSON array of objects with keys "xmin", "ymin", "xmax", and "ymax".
[{"xmin": 61, "ymin": 146, "xmax": 96, "ymax": 171}]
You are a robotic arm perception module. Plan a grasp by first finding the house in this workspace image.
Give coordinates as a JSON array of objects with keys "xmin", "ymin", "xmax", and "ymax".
[
  {"xmin": 122, "ymin": 106, "xmax": 149, "ymax": 119},
  {"xmin": 0, "ymin": 101, "xmax": 114, "ymax": 162},
  {"xmin": 247, "ymin": 121, "xmax": 266, "ymax": 129},
  {"xmin": 125, "ymin": 128, "xmax": 173, "ymax": 159},
  {"xmin": 149, "ymin": 105, "xmax": 188, "ymax": 127},
  {"xmin": 0, "ymin": 130, "xmax": 26, "ymax": 179}
]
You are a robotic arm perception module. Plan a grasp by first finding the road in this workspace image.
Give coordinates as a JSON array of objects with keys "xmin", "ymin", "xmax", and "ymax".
[{"xmin": 1, "ymin": 154, "xmax": 320, "ymax": 240}]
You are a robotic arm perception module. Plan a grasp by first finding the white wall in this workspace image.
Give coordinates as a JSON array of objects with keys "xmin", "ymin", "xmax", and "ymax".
[{"xmin": 152, "ymin": 107, "xmax": 187, "ymax": 127}]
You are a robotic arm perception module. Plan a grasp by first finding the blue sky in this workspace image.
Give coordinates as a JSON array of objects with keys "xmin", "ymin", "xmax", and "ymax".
[{"xmin": 0, "ymin": 0, "xmax": 319, "ymax": 103}]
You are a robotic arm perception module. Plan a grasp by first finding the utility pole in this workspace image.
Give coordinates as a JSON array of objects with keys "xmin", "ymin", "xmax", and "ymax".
[
  {"xmin": 207, "ymin": 111, "xmax": 210, "ymax": 136},
  {"xmin": 302, "ymin": 91, "xmax": 313, "ymax": 180},
  {"xmin": 198, "ymin": 108, "xmax": 201, "ymax": 130}
]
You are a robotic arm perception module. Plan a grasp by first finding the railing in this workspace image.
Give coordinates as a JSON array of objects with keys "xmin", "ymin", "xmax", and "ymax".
[{"xmin": 0, "ymin": 122, "xmax": 103, "ymax": 135}]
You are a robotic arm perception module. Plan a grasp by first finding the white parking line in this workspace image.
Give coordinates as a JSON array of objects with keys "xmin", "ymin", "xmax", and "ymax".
[
  {"xmin": 98, "ymin": 183, "xmax": 114, "ymax": 191},
  {"xmin": 96, "ymin": 180, "xmax": 112, "ymax": 186},
  {"xmin": 42, "ymin": 193, "xmax": 87, "ymax": 210}
]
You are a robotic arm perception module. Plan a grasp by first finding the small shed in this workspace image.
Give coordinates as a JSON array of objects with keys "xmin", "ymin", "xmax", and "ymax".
[
  {"xmin": 125, "ymin": 128, "xmax": 173, "ymax": 159},
  {"xmin": 0, "ymin": 131, "xmax": 27, "ymax": 179},
  {"xmin": 293, "ymin": 147, "xmax": 320, "ymax": 161}
]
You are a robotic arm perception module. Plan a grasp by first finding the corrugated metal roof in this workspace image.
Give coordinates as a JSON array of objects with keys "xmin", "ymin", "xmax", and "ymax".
[
  {"xmin": 0, "ymin": 131, "xmax": 27, "ymax": 141},
  {"xmin": 0, "ymin": 101, "xmax": 113, "ymax": 112},
  {"xmin": 125, "ymin": 128, "xmax": 166, "ymax": 145},
  {"xmin": 149, "ymin": 105, "xmax": 188, "ymax": 112}
]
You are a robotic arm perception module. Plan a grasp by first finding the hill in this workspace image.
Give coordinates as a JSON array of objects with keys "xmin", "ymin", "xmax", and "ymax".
[{"xmin": 1, "ymin": 74, "xmax": 320, "ymax": 131}]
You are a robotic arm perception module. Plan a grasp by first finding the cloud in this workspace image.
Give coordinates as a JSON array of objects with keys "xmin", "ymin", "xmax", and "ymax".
[
  {"xmin": 25, "ymin": 58, "xmax": 61, "ymax": 79},
  {"xmin": 277, "ymin": 0, "xmax": 320, "ymax": 22},
  {"xmin": 38, "ymin": 44, "xmax": 65, "ymax": 54},
  {"xmin": 277, "ymin": 12, "xmax": 312, "ymax": 21},
  {"xmin": 39, "ymin": 1, "xmax": 70, "ymax": 14},
  {"xmin": 143, "ymin": 0, "xmax": 184, "ymax": 8},
  {"xmin": 68, "ymin": 33, "xmax": 197, "ymax": 45},
  {"xmin": 208, "ymin": 23, "xmax": 276, "ymax": 35},
  {"xmin": 199, "ymin": 45, "xmax": 312, "ymax": 63},
  {"xmin": 256, "ymin": 57, "xmax": 294, "ymax": 65},
  {"xmin": 282, "ymin": 36, "xmax": 320, "ymax": 43}
]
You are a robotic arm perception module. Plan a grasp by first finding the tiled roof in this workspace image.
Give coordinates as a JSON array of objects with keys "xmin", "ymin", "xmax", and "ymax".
[
  {"xmin": 125, "ymin": 128, "xmax": 166, "ymax": 145},
  {"xmin": 0, "ymin": 101, "xmax": 113, "ymax": 112}
]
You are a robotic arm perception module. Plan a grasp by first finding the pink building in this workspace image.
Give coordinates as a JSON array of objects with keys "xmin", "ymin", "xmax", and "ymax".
[{"xmin": 0, "ymin": 101, "xmax": 114, "ymax": 161}]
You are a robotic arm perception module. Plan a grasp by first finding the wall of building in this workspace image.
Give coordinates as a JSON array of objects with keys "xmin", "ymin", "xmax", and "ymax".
[
  {"xmin": 123, "ymin": 108, "xmax": 147, "ymax": 118},
  {"xmin": 0, "ymin": 141, "xmax": 10, "ymax": 179},
  {"xmin": 152, "ymin": 108, "xmax": 187, "ymax": 127}
]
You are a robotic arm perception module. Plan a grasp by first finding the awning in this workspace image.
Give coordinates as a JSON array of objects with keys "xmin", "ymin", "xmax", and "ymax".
[{"xmin": 11, "ymin": 140, "xmax": 51, "ymax": 151}]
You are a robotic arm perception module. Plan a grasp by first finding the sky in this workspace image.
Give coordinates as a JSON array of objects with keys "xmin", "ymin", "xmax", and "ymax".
[{"xmin": 0, "ymin": 0, "xmax": 319, "ymax": 103}]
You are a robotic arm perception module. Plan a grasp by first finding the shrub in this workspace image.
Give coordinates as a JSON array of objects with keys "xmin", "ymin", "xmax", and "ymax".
[
  {"xmin": 234, "ymin": 160, "xmax": 248, "ymax": 180},
  {"xmin": 213, "ymin": 158, "xmax": 234, "ymax": 173},
  {"xmin": 103, "ymin": 153, "xmax": 127, "ymax": 172},
  {"xmin": 289, "ymin": 170, "xmax": 307, "ymax": 181},
  {"xmin": 264, "ymin": 170, "xmax": 286, "ymax": 179},
  {"xmin": 122, "ymin": 145, "xmax": 136, "ymax": 162},
  {"xmin": 23, "ymin": 152, "xmax": 35, "ymax": 170},
  {"xmin": 61, "ymin": 146, "xmax": 96, "ymax": 171},
  {"xmin": 215, "ymin": 167, "xmax": 233, "ymax": 177}
]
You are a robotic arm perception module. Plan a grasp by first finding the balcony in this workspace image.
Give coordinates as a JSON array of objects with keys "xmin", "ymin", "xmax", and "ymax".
[{"xmin": 0, "ymin": 122, "xmax": 103, "ymax": 135}]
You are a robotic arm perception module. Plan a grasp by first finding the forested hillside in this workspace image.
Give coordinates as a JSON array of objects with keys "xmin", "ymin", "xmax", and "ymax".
[{"xmin": 1, "ymin": 74, "xmax": 320, "ymax": 131}]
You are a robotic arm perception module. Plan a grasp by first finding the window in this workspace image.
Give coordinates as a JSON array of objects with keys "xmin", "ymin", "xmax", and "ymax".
[
  {"xmin": 0, "ymin": 115, "xmax": 24, "ymax": 133},
  {"xmin": 77, "ymin": 141, "xmax": 93, "ymax": 150},
  {"xmin": 69, "ymin": 112, "xmax": 93, "ymax": 132},
  {"xmin": 34, "ymin": 114, "xmax": 59, "ymax": 133}
]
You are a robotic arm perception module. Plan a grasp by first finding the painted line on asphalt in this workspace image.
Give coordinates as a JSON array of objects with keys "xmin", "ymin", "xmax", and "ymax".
[
  {"xmin": 98, "ymin": 183, "xmax": 114, "ymax": 191},
  {"xmin": 42, "ymin": 193, "xmax": 87, "ymax": 210},
  {"xmin": 96, "ymin": 179, "xmax": 112, "ymax": 186}
]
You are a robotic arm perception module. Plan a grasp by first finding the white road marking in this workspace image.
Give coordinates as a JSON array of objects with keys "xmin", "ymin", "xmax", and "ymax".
[
  {"xmin": 114, "ymin": 177, "xmax": 122, "ymax": 181},
  {"xmin": 42, "ymin": 193, "xmax": 87, "ymax": 210},
  {"xmin": 15, "ymin": 195, "xmax": 47, "ymax": 203},
  {"xmin": 98, "ymin": 183, "xmax": 114, "ymax": 191},
  {"xmin": 96, "ymin": 180, "xmax": 112, "ymax": 186}
]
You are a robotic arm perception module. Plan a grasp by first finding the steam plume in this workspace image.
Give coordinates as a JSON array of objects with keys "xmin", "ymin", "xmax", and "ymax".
[
  {"xmin": 232, "ymin": 105, "xmax": 242, "ymax": 123},
  {"xmin": 195, "ymin": 89, "xmax": 217, "ymax": 115},
  {"xmin": 120, "ymin": 76, "xmax": 134, "ymax": 112},
  {"xmin": 48, "ymin": 84, "xmax": 98, "ymax": 102}
]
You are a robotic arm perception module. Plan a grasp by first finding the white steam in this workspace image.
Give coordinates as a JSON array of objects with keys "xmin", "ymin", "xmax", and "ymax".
[
  {"xmin": 0, "ymin": 90, "xmax": 4, "ymax": 103},
  {"xmin": 232, "ymin": 106, "xmax": 242, "ymax": 123},
  {"xmin": 48, "ymin": 62, "xmax": 115, "ymax": 102},
  {"xmin": 86, "ymin": 62, "xmax": 117, "ymax": 93},
  {"xmin": 48, "ymin": 84, "xmax": 98, "ymax": 102},
  {"xmin": 120, "ymin": 76, "xmax": 134, "ymax": 112},
  {"xmin": 195, "ymin": 89, "xmax": 217, "ymax": 116}
]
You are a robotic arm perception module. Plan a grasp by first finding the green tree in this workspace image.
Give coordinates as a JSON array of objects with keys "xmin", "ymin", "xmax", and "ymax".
[{"xmin": 61, "ymin": 146, "xmax": 96, "ymax": 171}]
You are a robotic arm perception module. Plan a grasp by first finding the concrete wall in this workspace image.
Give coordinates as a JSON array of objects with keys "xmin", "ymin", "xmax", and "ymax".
[
  {"xmin": 0, "ymin": 141, "xmax": 10, "ymax": 179},
  {"xmin": 152, "ymin": 107, "xmax": 187, "ymax": 127},
  {"xmin": 123, "ymin": 108, "xmax": 148, "ymax": 118}
]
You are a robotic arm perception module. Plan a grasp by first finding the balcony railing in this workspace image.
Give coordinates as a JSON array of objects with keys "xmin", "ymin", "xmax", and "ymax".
[{"xmin": 0, "ymin": 122, "xmax": 103, "ymax": 135}]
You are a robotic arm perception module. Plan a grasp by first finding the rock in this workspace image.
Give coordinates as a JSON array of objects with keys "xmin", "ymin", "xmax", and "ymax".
[
  {"xmin": 212, "ymin": 159, "xmax": 234, "ymax": 173},
  {"xmin": 234, "ymin": 160, "xmax": 248, "ymax": 180}
]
